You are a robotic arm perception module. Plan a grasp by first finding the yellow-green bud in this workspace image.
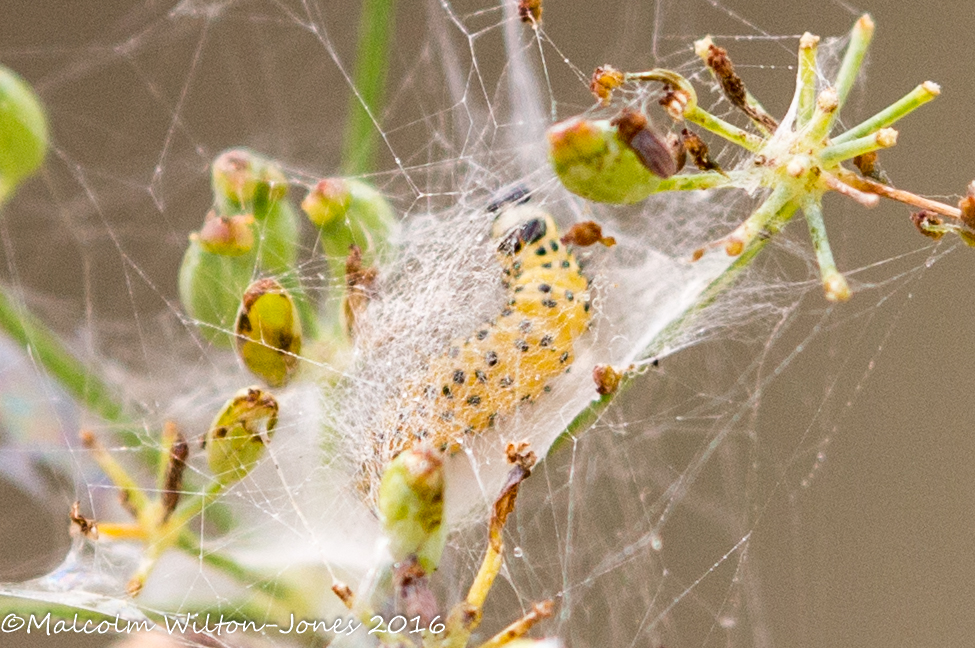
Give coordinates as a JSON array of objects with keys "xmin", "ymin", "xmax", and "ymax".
[
  {"xmin": 197, "ymin": 211, "xmax": 255, "ymax": 256},
  {"xmin": 301, "ymin": 178, "xmax": 352, "ymax": 228},
  {"xmin": 377, "ymin": 446, "xmax": 446, "ymax": 573},
  {"xmin": 0, "ymin": 65, "xmax": 48, "ymax": 204},
  {"xmin": 204, "ymin": 387, "xmax": 278, "ymax": 485},
  {"xmin": 301, "ymin": 177, "xmax": 399, "ymax": 271},
  {"xmin": 235, "ymin": 278, "xmax": 302, "ymax": 387},
  {"xmin": 548, "ymin": 116, "xmax": 664, "ymax": 204}
]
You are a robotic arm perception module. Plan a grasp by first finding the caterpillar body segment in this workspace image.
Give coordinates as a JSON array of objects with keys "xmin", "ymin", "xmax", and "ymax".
[{"xmin": 365, "ymin": 205, "xmax": 592, "ymax": 503}]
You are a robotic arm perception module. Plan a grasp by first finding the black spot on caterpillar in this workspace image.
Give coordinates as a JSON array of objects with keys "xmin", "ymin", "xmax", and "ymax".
[{"xmin": 364, "ymin": 205, "xmax": 592, "ymax": 501}]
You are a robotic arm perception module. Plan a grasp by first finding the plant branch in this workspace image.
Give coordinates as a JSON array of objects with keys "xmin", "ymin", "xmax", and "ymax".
[
  {"xmin": 340, "ymin": 0, "xmax": 397, "ymax": 175},
  {"xmin": 832, "ymin": 81, "xmax": 940, "ymax": 145},
  {"xmin": 549, "ymin": 197, "xmax": 801, "ymax": 456}
]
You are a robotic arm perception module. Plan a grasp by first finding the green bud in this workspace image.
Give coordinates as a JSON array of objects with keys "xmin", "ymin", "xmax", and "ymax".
[
  {"xmin": 301, "ymin": 177, "xmax": 351, "ymax": 228},
  {"xmin": 178, "ymin": 235, "xmax": 256, "ymax": 346},
  {"xmin": 204, "ymin": 387, "xmax": 278, "ymax": 485},
  {"xmin": 212, "ymin": 148, "xmax": 288, "ymax": 214},
  {"xmin": 0, "ymin": 65, "xmax": 48, "ymax": 204},
  {"xmin": 548, "ymin": 116, "xmax": 663, "ymax": 204},
  {"xmin": 211, "ymin": 149, "xmax": 298, "ymax": 274},
  {"xmin": 235, "ymin": 278, "xmax": 302, "ymax": 387},
  {"xmin": 377, "ymin": 446, "xmax": 446, "ymax": 573},
  {"xmin": 301, "ymin": 177, "xmax": 399, "ymax": 270},
  {"xmin": 197, "ymin": 211, "xmax": 256, "ymax": 256}
]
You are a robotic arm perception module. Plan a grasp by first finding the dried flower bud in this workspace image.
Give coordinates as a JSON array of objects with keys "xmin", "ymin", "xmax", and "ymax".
[
  {"xmin": 681, "ymin": 128, "xmax": 724, "ymax": 175},
  {"xmin": 659, "ymin": 85, "xmax": 690, "ymax": 121},
  {"xmin": 69, "ymin": 501, "xmax": 98, "ymax": 540},
  {"xmin": 343, "ymin": 245, "xmax": 378, "ymax": 338},
  {"xmin": 235, "ymin": 278, "xmax": 302, "ymax": 387},
  {"xmin": 958, "ymin": 181, "xmax": 975, "ymax": 231},
  {"xmin": 547, "ymin": 116, "xmax": 664, "ymax": 204},
  {"xmin": 377, "ymin": 446, "xmax": 447, "ymax": 573},
  {"xmin": 205, "ymin": 387, "xmax": 278, "ymax": 485},
  {"xmin": 667, "ymin": 132, "xmax": 687, "ymax": 172},
  {"xmin": 696, "ymin": 39, "xmax": 778, "ymax": 132},
  {"xmin": 0, "ymin": 65, "xmax": 47, "ymax": 202},
  {"xmin": 910, "ymin": 210, "xmax": 946, "ymax": 240},
  {"xmin": 160, "ymin": 423, "xmax": 189, "ymax": 523},
  {"xmin": 590, "ymin": 65, "xmax": 624, "ymax": 106},
  {"xmin": 592, "ymin": 364, "xmax": 622, "ymax": 395},
  {"xmin": 559, "ymin": 221, "xmax": 616, "ymax": 248},
  {"xmin": 518, "ymin": 0, "xmax": 542, "ymax": 24}
]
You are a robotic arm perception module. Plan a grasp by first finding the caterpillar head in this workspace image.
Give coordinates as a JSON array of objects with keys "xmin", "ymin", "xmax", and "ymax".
[{"xmin": 492, "ymin": 204, "xmax": 557, "ymax": 257}]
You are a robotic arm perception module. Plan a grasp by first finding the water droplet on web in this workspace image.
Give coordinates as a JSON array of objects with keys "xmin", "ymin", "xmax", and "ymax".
[
  {"xmin": 512, "ymin": 546, "xmax": 523, "ymax": 558},
  {"xmin": 649, "ymin": 532, "xmax": 663, "ymax": 551},
  {"xmin": 719, "ymin": 615, "xmax": 737, "ymax": 629},
  {"xmin": 925, "ymin": 258, "xmax": 935, "ymax": 268}
]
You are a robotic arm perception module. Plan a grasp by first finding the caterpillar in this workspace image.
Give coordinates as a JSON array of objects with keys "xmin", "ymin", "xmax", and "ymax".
[{"xmin": 362, "ymin": 202, "xmax": 592, "ymax": 503}]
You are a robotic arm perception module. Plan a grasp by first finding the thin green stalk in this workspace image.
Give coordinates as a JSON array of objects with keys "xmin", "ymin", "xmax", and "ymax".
[
  {"xmin": 832, "ymin": 14, "xmax": 875, "ymax": 117},
  {"xmin": 685, "ymin": 105, "xmax": 764, "ymax": 152},
  {"xmin": 796, "ymin": 33, "xmax": 819, "ymax": 128},
  {"xmin": 831, "ymin": 82, "xmax": 940, "ymax": 145},
  {"xmin": 725, "ymin": 181, "xmax": 799, "ymax": 254},
  {"xmin": 656, "ymin": 171, "xmax": 735, "ymax": 192},
  {"xmin": 818, "ymin": 129, "xmax": 896, "ymax": 167},
  {"xmin": 803, "ymin": 199, "xmax": 850, "ymax": 301},
  {"xmin": 166, "ymin": 482, "xmax": 224, "ymax": 531},
  {"xmin": 806, "ymin": 88, "xmax": 839, "ymax": 144},
  {"xmin": 340, "ymin": 0, "xmax": 397, "ymax": 175}
]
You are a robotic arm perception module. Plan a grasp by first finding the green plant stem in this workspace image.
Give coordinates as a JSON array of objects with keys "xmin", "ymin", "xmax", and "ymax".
[
  {"xmin": 831, "ymin": 82, "xmax": 939, "ymax": 145},
  {"xmin": 831, "ymin": 14, "xmax": 874, "ymax": 120},
  {"xmin": 549, "ymin": 197, "xmax": 801, "ymax": 456},
  {"xmin": 340, "ymin": 0, "xmax": 397, "ymax": 175},
  {"xmin": 803, "ymin": 198, "xmax": 849, "ymax": 301},
  {"xmin": 796, "ymin": 34, "xmax": 819, "ymax": 128},
  {"xmin": 685, "ymin": 106, "xmax": 764, "ymax": 152},
  {"xmin": 656, "ymin": 171, "xmax": 735, "ymax": 192},
  {"xmin": 726, "ymin": 181, "xmax": 799, "ymax": 251},
  {"xmin": 806, "ymin": 90, "xmax": 838, "ymax": 144},
  {"xmin": 818, "ymin": 130, "xmax": 895, "ymax": 167}
]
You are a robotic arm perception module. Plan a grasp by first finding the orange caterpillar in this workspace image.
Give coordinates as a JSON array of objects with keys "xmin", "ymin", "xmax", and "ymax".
[{"xmin": 363, "ymin": 202, "xmax": 592, "ymax": 500}]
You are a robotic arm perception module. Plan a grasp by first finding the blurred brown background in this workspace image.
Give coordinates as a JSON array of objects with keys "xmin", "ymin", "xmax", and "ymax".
[{"xmin": 1, "ymin": 0, "xmax": 974, "ymax": 647}]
